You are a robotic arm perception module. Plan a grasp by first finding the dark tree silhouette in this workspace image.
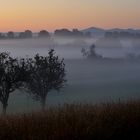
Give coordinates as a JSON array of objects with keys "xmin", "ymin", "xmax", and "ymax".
[
  {"xmin": 54, "ymin": 28, "xmax": 83, "ymax": 37},
  {"xmin": 38, "ymin": 30, "xmax": 50, "ymax": 38},
  {"xmin": 18, "ymin": 32, "xmax": 26, "ymax": 39},
  {"xmin": 7, "ymin": 31, "xmax": 15, "ymax": 39},
  {"xmin": 0, "ymin": 52, "xmax": 30, "ymax": 114},
  {"xmin": 54, "ymin": 29, "xmax": 72, "ymax": 37},
  {"xmin": 104, "ymin": 31, "xmax": 140, "ymax": 39},
  {"xmin": 27, "ymin": 49, "xmax": 66, "ymax": 110},
  {"xmin": 88, "ymin": 44, "xmax": 97, "ymax": 58},
  {"xmin": 0, "ymin": 33, "xmax": 6, "ymax": 39},
  {"xmin": 72, "ymin": 29, "xmax": 83, "ymax": 37},
  {"xmin": 81, "ymin": 44, "xmax": 102, "ymax": 59},
  {"xmin": 18, "ymin": 30, "xmax": 32, "ymax": 39},
  {"xmin": 81, "ymin": 48, "xmax": 87, "ymax": 58},
  {"xmin": 24, "ymin": 30, "xmax": 32, "ymax": 38}
]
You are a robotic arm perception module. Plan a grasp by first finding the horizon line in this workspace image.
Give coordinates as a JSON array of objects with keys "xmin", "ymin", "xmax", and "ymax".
[{"xmin": 0, "ymin": 26, "xmax": 140, "ymax": 33}]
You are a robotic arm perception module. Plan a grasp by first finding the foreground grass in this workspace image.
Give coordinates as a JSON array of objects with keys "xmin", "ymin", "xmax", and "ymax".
[{"xmin": 0, "ymin": 101, "xmax": 140, "ymax": 140}]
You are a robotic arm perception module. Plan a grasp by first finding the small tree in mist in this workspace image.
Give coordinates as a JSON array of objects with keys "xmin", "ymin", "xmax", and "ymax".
[
  {"xmin": 81, "ymin": 44, "xmax": 102, "ymax": 59},
  {"xmin": 0, "ymin": 52, "xmax": 30, "ymax": 114},
  {"xmin": 88, "ymin": 44, "xmax": 97, "ymax": 58},
  {"xmin": 27, "ymin": 49, "xmax": 66, "ymax": 111}
]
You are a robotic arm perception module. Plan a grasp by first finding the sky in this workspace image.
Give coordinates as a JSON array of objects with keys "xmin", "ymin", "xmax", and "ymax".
[{"xmin": 0, "ymin": 0, "xmax": 140, "ymax": 32}]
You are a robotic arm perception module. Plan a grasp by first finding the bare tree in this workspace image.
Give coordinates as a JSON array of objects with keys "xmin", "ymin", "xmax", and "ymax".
[
  {"xmin": 0, "ymin": 52, "xmax": 30, "ymax": 114},
  {"xmin": 27, "ymin": 49, "xmax": 66, "ymax": 111},
  {"xmin": 81, "ymin": 44, "xmax": 102, "ymax": 59}
]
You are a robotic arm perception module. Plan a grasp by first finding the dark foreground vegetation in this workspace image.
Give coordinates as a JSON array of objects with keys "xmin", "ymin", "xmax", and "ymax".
[
  {"xmin": 0, "ymin": 101, "xmax": 140, "ymax": 140},
  {"xmin": 0, "ymin": 50, "xmax": 65, "ymax": 114}
]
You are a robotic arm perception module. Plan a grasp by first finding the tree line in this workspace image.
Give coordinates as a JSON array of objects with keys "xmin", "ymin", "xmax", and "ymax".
[
  {"xmin": 0, "ymin": 29, "xmax": 91, "ymax": 40},
  {"xmin": 0, "ymin": 30, "xmax": 50, "ymax": 39},
  {"xmin": 0, "ymin": 50, "xmax": 66, "ymax": 114},
  {"xmin": 105, "ymin": 31, "xmax": 140, "ymax": 39}
]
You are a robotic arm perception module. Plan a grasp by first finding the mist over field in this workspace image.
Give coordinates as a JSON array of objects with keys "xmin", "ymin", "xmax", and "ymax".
[
  {"xmin": 0, "ymin": 36, "xmax": 140, "ymax": 113},
  {"xmin": 0, "ymin": 37, "xmax": 140, "ymax": 59}
]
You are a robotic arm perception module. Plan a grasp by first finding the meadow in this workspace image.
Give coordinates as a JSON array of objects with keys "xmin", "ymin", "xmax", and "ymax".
[{"xmin": 0, "ymin": 101, "xmax": 140, "ymax": 140}]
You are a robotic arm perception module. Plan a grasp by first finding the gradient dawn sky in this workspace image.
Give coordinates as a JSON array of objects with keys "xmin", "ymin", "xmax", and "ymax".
[{"xmin": 0, "ymin": 0, "xmax": 140, "ymax": 32}]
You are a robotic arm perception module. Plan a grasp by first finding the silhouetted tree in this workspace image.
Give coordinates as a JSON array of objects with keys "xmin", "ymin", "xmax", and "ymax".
[
  {"xmin": 0, "ymin": 33, "xmax": 5, "ymax": 39},
  {"xmin": 7, "ymin": 31, "xmax": 14, "ymax": 39},
  {"xmin": 54, "ymin": 29, "xmax": 72, "ymax": 37},
  {"xmin": 88, "ymin": 45, "xmax": 96, "ymax": 58},
  {"xmin": 54, "ymin": 28, "xmax": 84, "ymax": 37},
  {"xmin": 38, "ymin": 30, "xmax": 50, "ymax": 38},
  {"xmin": 81, "ymin": 48, "xmax": 87, "ymax": 58},
  {"xmin": 72, "ymin": 29, "xmax": 83, "ymax": 37},
  {"xmin": 24, "ymin": 30, "xmax": 32, "ymax": 38},
  {"xmin": 18, "ymin": 30, "xmax": 32, "ymax": 39},
  {"xmin": 0, "ymin": 52, "xmax": 30, "ymax": 114},
  {"xmin": 27, "ymin": 49, "xmax": 66, "ymax": 111},
  {"xmin": 0, "ymin": 34, "xmax": 6, "ymax": 39},
  {"xmin": 81, "ymin": 44, "xmax": 102, "ymax": 59},
  {"xmin": 105, "ymin": 31, "xmax": 140, "ymax": 39},
  {"xmin": 18, "ymin": 32, "xmax": 26, "ymax": 39}
]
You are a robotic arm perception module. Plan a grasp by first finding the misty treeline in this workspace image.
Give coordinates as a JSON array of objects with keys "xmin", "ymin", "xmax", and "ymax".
[
  {"xmin": 0, "ymin": 28, "xmax": 90, "ymax": 40},
  {"xmin": 0, "ymin": 50, "xmax": 66, "ymax": 114},
  {"xmin": 105, "ymin": 31, "xmax": 140, "ymax": 39},
  {"xmin": 1, "ymin": 28, "xmax": 140, "ymax": 40}
]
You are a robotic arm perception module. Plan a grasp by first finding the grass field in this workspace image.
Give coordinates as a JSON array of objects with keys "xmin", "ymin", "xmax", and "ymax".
[{"xmin": 0, "ymin": 101, "xmax": 140, "ymax": 140}]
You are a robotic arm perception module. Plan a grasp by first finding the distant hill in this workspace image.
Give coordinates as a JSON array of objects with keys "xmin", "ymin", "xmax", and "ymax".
[
  {"xmin": 81, "ymin": 27, "xmax": 105, "ymax": 37},
  {"xmin": 81, "ymin": 27, "xmax": 140, "ymax": 37}
]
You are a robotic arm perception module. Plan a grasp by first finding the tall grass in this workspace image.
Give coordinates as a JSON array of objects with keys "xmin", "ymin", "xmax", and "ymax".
[{"xmin": 0, "ymin": 101, "xmax": 140, "ymax": 140}]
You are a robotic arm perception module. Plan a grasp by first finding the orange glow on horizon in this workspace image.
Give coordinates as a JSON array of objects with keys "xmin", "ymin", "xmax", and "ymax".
[{"xmin": 0, "ymin": 0, "xmax": 140, "ymax": 32}]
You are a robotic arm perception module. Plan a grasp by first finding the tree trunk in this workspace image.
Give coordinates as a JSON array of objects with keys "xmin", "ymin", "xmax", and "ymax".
[
  {"xmin": 41, "ymin": 96, "xmax": 46, "ymax": 112},
  {"xmin": 2, "ymin": 103, "xmax": 7, "ymax": 115}
]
